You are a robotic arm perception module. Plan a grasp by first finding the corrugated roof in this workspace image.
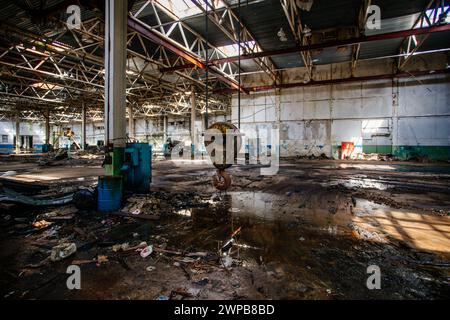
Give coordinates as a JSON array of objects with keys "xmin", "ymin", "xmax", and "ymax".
[{"xmin": 1, "ymin": 0, "xmax": 449, "ymax": 74}]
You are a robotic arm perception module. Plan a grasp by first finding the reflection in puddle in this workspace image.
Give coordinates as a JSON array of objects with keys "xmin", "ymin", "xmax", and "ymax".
[
  {"xmin": 169, "ymin": 191, "xmax": 356, "ymax": 266},
  {"xmin": 342, "ymin": 178, "xmax": 389, "ymax": 190}
]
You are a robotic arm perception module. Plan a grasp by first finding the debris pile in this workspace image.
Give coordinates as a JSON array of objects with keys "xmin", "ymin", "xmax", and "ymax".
[{"xmin": 37, "ymin": 149, "xmax": 102, "ymax": 166}]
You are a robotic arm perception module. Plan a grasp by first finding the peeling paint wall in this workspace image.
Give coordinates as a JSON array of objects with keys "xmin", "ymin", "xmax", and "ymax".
[
  {"xmin": 0, "ymin": 121, "xmax": 46, "ymax": 152},
  {"xmin": 232, "ymin": 56, "xmax": 450, "ymax": 160}
]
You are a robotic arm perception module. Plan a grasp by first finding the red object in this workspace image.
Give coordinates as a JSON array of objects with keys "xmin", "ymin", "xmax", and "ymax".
[{"xmin": 341, "ymin": 142, "xmax": 355, "ymax": 160}]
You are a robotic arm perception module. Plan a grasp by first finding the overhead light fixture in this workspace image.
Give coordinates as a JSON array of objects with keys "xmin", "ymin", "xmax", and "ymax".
[{"xmin": 277, "ymin": 28, "xmax": 288, "ymax": 42}]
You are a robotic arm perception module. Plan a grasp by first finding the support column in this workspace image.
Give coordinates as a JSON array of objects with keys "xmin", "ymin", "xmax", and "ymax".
[
  {"xmin": 104, "ymin": 0, "xmax": 127, "ymax": 175},
  {"xmin": 81, "ymin": 102, "xmax": 86, "ymax": 150},
  {"xmin": 190, "ymin": 86, "xmax": 196, "ymax": 156},
  {"xmin": 163, "ymin": 115, "xmax": 168, "ymax": 143},
  {"xmin": 128, "ymin": 104, "xmax": 134, "ymax": 139},
  {"xmin": 45, "ymin": 109, "xmax": 50, "ymax": 145},
  {"xmin": 15, "ymin": 112, "xmax": 20, "ymax": 154}
]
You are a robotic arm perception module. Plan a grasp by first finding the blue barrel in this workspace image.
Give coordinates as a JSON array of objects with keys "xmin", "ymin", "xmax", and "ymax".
[{"xmin": 97, "ymin": 175, "xmax": 123, "ymax": 212}]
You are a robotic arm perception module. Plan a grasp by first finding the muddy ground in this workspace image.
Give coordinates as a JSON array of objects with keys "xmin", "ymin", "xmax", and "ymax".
[{"xmin": 0, "ymin": 157, "xmax": 449, "ymax": 300}]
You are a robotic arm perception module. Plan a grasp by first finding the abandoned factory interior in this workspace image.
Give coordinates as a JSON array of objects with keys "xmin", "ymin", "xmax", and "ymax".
[{"xmin": 1, "ymin": 0, "xmax": 450, "ymax": 302}]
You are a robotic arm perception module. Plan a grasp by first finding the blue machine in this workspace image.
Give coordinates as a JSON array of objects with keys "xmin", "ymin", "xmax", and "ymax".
[{"xmin": 121, "ymin": 142, "xmax": 152, "ymax": 193}]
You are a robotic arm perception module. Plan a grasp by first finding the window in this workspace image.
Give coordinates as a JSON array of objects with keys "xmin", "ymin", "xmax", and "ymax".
[
  {"xmin": 157, "ymin": 0, "xmax": 224, "ymax": 19},
  {"xmin": 415, "ymin": 6, "xmax": 450, "ymax": 28},
  {"xmin": 2, "ymin": 135, "xmax": 8, "ymax": 143},
  {"xmin": 217, "ymin": 41, "xmax": 259, "ymax": 57}
]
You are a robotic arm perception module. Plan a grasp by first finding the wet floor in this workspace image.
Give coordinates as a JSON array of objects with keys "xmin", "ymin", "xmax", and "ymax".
[
  {"xmin": 1, "ymin": 158, "xmax": 450, "ymax": 299},
  {"xmin": 156, "ymin": 188, "xmax": 450, "ymax": 299}
]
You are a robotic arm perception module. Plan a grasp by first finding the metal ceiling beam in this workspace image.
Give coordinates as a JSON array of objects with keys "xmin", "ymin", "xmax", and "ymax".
[
  {"xmin": 351, "ymin": 0, "xmax": 371, "ymax": 75},
  {"xmin": 129, "ymin": 0, "xmax": 248, "ymax": 93},
  {"xmin": 397, "ymin": 0, "xmax": 450, "ymax": 70},
  {"xmin": 170, "ymin": 23, "xmax": 450, "ymax": 68},
  {"xmin": 214, "ymin": 68, "xmax": 450, "ymax": 94},
  {"xmin": 189, "ymin": 0, "xmax": 278, "ymax": 82},
  {"xmin": 214, "ymin": 23, "xmax": 450, "ymax": 63},
  {"xmin": 280, "ymin": 0, "xmax": 313, "ymax": 77}
]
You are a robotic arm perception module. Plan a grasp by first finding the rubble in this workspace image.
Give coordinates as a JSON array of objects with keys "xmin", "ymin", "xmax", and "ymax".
[
  {"xmin": 0, "ymin": 158, "xmax": 449, "ymax": 300},
  {"xmin": 50, "ymin": 242, "xmax": 77, "ymax": 262},
  {"xmin": 139, "ymin": 245, "xmax": 153, "ymax": 258},
  {"xmin": 0, "ymin": 188, "xmax": 73, "ymax": 206}
]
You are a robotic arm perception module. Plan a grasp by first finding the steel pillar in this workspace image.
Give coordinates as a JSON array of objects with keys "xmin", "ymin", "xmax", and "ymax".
[
  {"xmin": 190, "ymin": 86, "xmax": 196, "ymax": 155},
  {"xmin": 128, "ymin": 104, "xmax": 134, "ymax": 139},
  {"xmin": 163, "ymin": 115, "xmax": 168, "ymax": 143},
  {"xmin": 104, "ymin": 0, "xmax": 127, "ymax": 175},
  {"xmin": 15, "ymin": 112, "xmax": 20, "ymax": 154},
  {"xmin": 45, "ymin": 109, "xmax": 50, "ymax": 145},
  {"xmin": 81, "ymin": 102, "xmax": 86, "ymax": 150}
]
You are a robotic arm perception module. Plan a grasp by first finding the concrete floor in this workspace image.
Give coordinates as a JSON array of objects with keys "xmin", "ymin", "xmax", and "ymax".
[{"xmin": 0, "ymin": 158, "xmax": 449, "ymax": 299}]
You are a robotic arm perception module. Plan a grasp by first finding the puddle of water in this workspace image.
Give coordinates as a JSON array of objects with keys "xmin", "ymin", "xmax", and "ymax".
[
  {"xmin": 169, "ymin": 191, "xmax": 355, "ymax": 265},
  {"xmin": 341, "ymin": 178, "xmax": 389, "ymax": 190},
  {"xmin": 160, "ymin": 191, "xmax": 450, "ymax": 299}
]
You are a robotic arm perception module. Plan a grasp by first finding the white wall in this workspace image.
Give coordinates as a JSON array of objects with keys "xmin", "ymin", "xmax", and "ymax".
[{"xmin": 231, "ymin": 57, "xmax": 450, "ymax": 160}]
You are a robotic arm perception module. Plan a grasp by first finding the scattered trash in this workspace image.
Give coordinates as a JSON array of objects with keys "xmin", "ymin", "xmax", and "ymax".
[
  {"xmin": 220, "ymin": 227, "xmax": 242, "ymax": 253},
  {"xmin": 179, "ymin": 257, "xmax": 196, "ymax": 263},
  {"xmin": 186, "ymin": 252, "xmax": 208, "ymax": 257},
  {"xmin": 0, "ymin": 188, "xmax": 73, "ymax": 206},
  {"xmin": 193, "ymin": 278, "xmax": 209, "ymax": 286},
  {"xmin": 140, "ymin": 245, "xmax": 153, "ymax": 258},
  {"xmin": 187, "ymin": 287, "xmax": 201, "ymax": 297},
  {"xmin": 32, "ymin": 220, "xmax": 52, "ymax": 229},
  {"xmin": 221, "ymin": 255, "xmax": 233, "ymax": 268},
  {"xmin": 96, "ymin": 255, "xmax": 109, "ymax": 265},
  {"xmin": 348, "ymin": 223, "xmax": 386, "ymax": 243},
  {"xmin": 155, "ymin": 295, "xmax": 169, "ymax": 300},
  {"xmin": 146, "ymin": 266, "xmax": 156, "ymax": 272},
  {"xmin": 37, "ymin": 149, "xmax": 68, "ymax": 166},
  {"xmin": 112, "ymin": 242, "xmax": 130, "ymax": 252},
  {"xmin": 173, "ymin": 262, "xmax": 181, "ymax": 267},
  {"xmin": 50, "ymin": 242, "xmax": 77, "ymax": 262},
  {"xmin": 37, "ymin": 206, "xmax": 78, "ymax": 221},
  {"xmin": 299, "ymin": 237, "xmax": 305, "ymax": 241}
]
